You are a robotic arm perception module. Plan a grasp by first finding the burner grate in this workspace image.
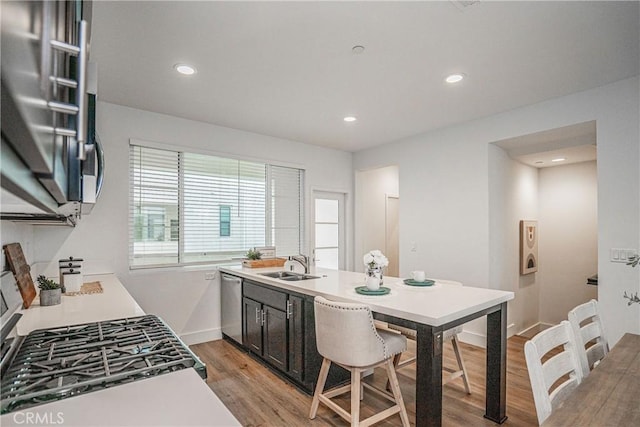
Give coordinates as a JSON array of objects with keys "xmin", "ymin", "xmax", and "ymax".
[{"xmin": 0, "ymin": 315, "xmax": 206, "ymax": 414}]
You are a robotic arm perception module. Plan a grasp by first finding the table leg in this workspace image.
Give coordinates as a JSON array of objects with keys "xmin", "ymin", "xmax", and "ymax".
[
  {"xmin": 415, "ymin": 324, "xmax": 443, "ymax": 427},
  {"xmin": 484, "ymin": 302, "xmax": 508, "ymax": 424}
]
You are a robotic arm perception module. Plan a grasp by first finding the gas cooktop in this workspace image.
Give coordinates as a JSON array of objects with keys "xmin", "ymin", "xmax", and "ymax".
[{"xmin": 1, "ymin": 315, "xmax": 206, "ymax": 414}]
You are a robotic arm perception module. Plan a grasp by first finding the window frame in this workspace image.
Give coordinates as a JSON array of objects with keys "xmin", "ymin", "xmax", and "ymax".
[
  {"xmin": 219, "ymin": 205, "xmax": 231, "ymax": 237},
  {"xmin": 129, "ymin": 141, "xmax": 305, "ymax": 270}
]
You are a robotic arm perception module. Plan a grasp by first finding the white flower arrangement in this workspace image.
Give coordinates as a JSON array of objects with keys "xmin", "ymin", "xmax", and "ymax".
[{"xmin": 363, "ymin": 249, "xmax": 389, "ymax": 270}]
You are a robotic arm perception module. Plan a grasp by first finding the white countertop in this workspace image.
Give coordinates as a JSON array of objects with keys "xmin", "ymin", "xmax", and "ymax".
[
  {"xmin": 16, "ymin": 273, "xmax": 146, "ymax": 335},
  {"xmin": 0, "ymin": 368, "xmax": 240, "ymax": 427},
  {"xmin": 7, "ymin": 273, "xmax": 241, "ymax": 427},
  {"xmin": 221, "ymin": 266, "xmax": 514, "ymax": 326}
]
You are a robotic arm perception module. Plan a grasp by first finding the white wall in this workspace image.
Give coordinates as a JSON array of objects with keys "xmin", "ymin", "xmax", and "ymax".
[
  {"xmin": 30, "ymin": 102, "xmax": 353, "ymax": 344},
  {"xmin": 354, "ymin": 166, "xmax": 399, "ymax": 273},
  {"xmin": 353, "ymin": 76, "xmax": 640, "ymax": 347},
  {"xmin": 538, "ymin": 161, "xmax": 598, "ymax": 324},
  {"xmin": 488, "ymin": 145, "xmax": 539, "ymax": 336}
]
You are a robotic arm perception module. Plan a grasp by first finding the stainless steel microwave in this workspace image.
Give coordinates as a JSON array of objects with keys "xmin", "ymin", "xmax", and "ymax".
[{"xmin": 0, "ymin": 0, "xmax": 102, "ymax": 226}]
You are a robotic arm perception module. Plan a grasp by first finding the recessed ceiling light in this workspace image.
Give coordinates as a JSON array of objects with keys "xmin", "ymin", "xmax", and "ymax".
[
  {"xmin": 343, "ymin": 116, "xmax": 357, "ymax": 122},
  {"xmin": 352, "ymin": 45, "xmax": 365, "ymax": 54},
  {"xmin": 535, "ymin": 161, "xmax": 544, "ymax": 164},
  {"xmin": 551, "ymin": 157, "xmax": 566, "ymax": 162},
  {"xmin": 174, "ymin": 64, "xmax": 196, "ymax": 75},
  {"xmin": 445, "ymin": 73, "xmax": 465, "ymax": 84}
]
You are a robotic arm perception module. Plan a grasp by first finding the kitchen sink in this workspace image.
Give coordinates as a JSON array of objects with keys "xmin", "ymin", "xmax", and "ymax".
[{"xmin": 259, "ymin": 271, "xmax": 320, "ymax": 281}]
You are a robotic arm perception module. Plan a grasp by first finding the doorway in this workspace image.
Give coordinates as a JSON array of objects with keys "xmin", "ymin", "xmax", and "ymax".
[
  {"xmin": 489, "ymin": 120, "xmax": 598, "ymax": 336},
  {"xmin": 312, "ymin": 191, "xmax": 346, "ymax": 270},
  {"xmin": 354, "ymin": 165, "xmax": 399, "ymax": 275}
]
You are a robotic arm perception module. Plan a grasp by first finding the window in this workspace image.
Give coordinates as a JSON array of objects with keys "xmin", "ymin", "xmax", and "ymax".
[
  {"xmin": 219, "ymin": 205, "xmax": 231, "ymax": 237},
  {"xmin": 129, "ymin": 144, "xmax": 304, "ymax": 268}
]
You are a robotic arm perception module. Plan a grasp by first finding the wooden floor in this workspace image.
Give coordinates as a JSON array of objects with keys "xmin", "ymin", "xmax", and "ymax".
[{"xmin": 191, "ymin": 336, "xmax": 539, "ymax": 426}]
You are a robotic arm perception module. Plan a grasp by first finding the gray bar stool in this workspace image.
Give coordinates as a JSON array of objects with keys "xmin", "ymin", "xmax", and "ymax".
[
  {"xmin": 377, "ymin": 278, "xmax": 471, "ymax": 394},
  {"xmin": 382, "ymin": 323, "xmax": 471, "ymax": 394},
  {"xmin": 309, "ymin": 296, "xmax": 410, "ymax": 427}
]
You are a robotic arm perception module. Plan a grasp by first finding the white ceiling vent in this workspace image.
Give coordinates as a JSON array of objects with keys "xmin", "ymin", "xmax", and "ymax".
[{"xmin": 450, "ymin": 1, "xmax": 481, "ymax": 12}]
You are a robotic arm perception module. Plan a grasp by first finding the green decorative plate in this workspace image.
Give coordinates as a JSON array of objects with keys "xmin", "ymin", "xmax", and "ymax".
[
  {"xmin": 403, "ymin": 278, "xmax": 435, "ymax": 287},
  {"xmin": 355, "ymin": 286, "xmax": 391, "ymax": 296}
]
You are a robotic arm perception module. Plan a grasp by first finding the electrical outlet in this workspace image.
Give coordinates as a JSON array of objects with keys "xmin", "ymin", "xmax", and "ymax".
[{"xmin": 204, "ymin": 272, "xmax": 216, "ymax": 280}]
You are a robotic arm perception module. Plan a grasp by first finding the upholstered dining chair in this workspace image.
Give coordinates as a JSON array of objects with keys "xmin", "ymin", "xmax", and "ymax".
[
  {"xmin": 524, "ymin": 320, "xmax": 584, "ymax": 425},
  {"xmin": 567, "ymin": 299, "xmax": 609, "ymax": 377},
  {"xmin": 309, "ymin": 296, "xmax": 410, "ymax": 427}
]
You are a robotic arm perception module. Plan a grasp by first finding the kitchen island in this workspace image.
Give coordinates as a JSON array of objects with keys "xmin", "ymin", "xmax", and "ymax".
[
  {"xmin": 1, "ymin": 273, "xmax": 240, "ymax": 427},
  {"xmin": 221, "ymin": 265, "xmax": 514, "ymax": 427}
]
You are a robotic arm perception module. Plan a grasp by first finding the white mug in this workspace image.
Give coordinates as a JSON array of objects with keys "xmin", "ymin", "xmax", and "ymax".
[{"xmin": 411, "ymin": 270, "xmax": 426, "ymax": 282}]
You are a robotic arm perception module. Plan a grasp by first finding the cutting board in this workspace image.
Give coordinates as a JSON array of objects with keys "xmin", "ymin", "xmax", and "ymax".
[{"xmin": 3, "ymin": 243, "xmax": 36, "ymax": 308}]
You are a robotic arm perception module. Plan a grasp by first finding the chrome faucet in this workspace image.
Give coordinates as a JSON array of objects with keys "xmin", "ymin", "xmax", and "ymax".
[{"xmin": 288, "ymin": 255, "xmax": 310, "ymax": 274}]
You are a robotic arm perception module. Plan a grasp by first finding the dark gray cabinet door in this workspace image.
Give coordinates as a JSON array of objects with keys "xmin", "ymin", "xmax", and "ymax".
[
  {"xmin": 287, "ymin": 295, "xmax": 304, "ymax": 381},
  {"xmin": 263, "ymin": 305, "xmax": 287, "ymax": 371},
  {"xmin": 243, "ymin": 297, "xmax": 262, "ymax": 355}
]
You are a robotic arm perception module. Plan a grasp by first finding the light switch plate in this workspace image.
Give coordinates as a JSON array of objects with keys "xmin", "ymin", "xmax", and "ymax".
[{"xmin": 610, "ymin": 248, "xmax": 637, "ymax": 263}]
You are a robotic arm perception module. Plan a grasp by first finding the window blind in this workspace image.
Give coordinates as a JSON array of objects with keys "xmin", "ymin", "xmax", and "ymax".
[
  {"xmin": 130, "ymin": 146, "xmax": 180, "ymax": 267},
  {"xmin": 270, "ymin": 165, "xmax": 304, "ymax": 256},
  {"xmin": 129, "ymin": 144, "xmax": 304, "ymax": 268}
]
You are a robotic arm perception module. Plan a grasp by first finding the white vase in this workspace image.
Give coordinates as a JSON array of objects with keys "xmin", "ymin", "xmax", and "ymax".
[{"xmin": 365, "ymin": 266, "xmax": 383, "ymax": 290}]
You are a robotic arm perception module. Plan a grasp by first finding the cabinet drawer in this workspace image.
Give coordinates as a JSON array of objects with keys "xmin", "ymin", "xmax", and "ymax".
[{"xmin": 244, "ymin": 281, "xmax": 287, "ymax": 310}]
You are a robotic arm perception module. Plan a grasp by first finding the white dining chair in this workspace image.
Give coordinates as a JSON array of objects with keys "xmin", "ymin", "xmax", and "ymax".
[
  {"xmin": 309, "ymin": 296, "xmax": 410, "ymax": 427},
  {"xmin": 568, "ymin": 299, "xmax": 609, "ymax": 377},
  {"xmin": 524, "ymin": 320, "xmax": 584, "ymax": 425}
]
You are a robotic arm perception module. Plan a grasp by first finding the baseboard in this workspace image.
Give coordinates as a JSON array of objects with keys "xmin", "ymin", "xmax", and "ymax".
[
  {"xmin": 458, "ymin": 330, "xmax": 486, "ymax": 347},
  {"xmin": 457, "ymin": 323, "xmax": 517, "ymax": 349},
  {"xmin": 180, "ymin": 327, "xmax": 222, "ymax": 345},
  {"xmin": 518, "ymin": 322, "xmax": 554, "ymax": 336}
]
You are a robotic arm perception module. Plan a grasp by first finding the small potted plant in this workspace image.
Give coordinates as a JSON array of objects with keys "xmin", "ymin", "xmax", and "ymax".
[
  {"xmin": 245, "ymin": 248, "xmax": 262, "ymax": 260},
  {"xmin": 37, "ymin": 275, "xmax": 62, "ymax": 306}
]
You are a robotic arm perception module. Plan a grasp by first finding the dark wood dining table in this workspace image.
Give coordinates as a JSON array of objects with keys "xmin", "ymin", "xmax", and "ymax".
[{"xmin": 543, "ymin": 332, "xmax": 640, "ymax": 426}]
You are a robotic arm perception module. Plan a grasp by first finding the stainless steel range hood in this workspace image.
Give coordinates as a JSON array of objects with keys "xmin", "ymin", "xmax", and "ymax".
[
  {"xmin": 1, "ymin": 140, "xmax": 79, "ymax": 226},
  {"xmin": 0, "ymin": 188, "xmax": 76, "ymax": 226}
]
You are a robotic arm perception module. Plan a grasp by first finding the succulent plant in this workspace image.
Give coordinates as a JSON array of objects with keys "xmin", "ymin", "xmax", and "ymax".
[
  {"xmin": 37, "ymin": 275, "xmax": 61, "ymax": 290},
  {"xmin": 246, "ymin": 248, "xmax": 262, "ymax": 260}
]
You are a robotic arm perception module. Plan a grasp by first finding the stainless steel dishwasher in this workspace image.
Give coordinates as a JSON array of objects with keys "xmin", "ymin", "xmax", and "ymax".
[{"xmin": 221, "ymin": 273, "xmax": 243, "ymax": 344}]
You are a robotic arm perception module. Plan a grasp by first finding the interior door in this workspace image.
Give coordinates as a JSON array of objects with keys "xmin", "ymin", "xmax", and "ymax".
[
  {"xmin": 385, "ymin": 195, "xmax": 400, "ymax": 277},
  {"xmin": 312, "ymin": 191, "xmax": 346, "ymax": 270}
]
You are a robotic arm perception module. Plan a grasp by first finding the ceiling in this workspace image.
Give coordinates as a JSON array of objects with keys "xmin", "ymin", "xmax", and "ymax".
[
  {"xmin": 90, "ymin": 1, "xmax": 639, "ymax": 152},
  {"xmin": 494, "ymin": 121, "xmax": 597, "ymax": 168}
]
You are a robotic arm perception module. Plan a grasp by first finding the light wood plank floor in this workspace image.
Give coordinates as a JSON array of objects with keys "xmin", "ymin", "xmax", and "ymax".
[{"xmin": 191, "ymin": 336, "xmax": 538, "ymax": 426}]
